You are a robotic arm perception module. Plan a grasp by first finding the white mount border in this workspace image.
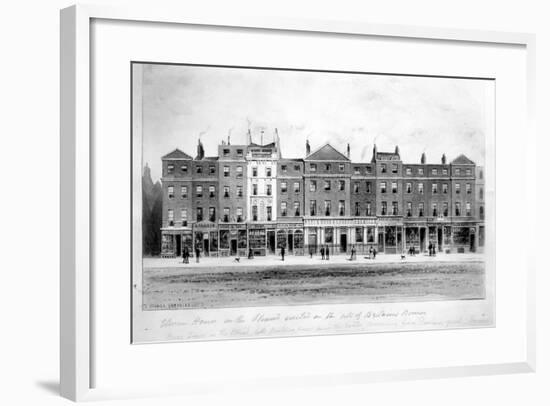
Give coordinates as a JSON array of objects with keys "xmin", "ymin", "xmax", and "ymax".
[{"xmin": 60, "ymin": 3, "xmax": 536, "ymax": 401}]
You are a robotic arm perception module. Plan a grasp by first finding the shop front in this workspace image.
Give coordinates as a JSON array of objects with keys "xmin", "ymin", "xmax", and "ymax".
[
  {"xmin": 219, "ymin": 223, "xmax": 248, "ymax": 257},
  {"xmin": 160, "ymin": 227, "xmax": 193, "ymax": 258},
  {"xmin": 192, "ymin": 221, "xmax": 218, "ymax": 257},
  {"xmin": 275, "ymin": 221, "xmax": 304, "ymax": 255},
  {"xmin": 304, "ymin": 217, "xmax": 376, "ymax": 255}
]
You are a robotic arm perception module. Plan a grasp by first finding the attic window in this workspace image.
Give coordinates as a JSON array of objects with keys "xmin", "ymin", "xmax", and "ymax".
[
  {"xmin": 167, "ymin": 164, "xmax": 174, "ymax": 174},
  {"xmin": 181, "ymin": 165, "xmax": 188, "ymax": 173},
  {"xmin": 223, "ymin": 149, "xmax": 230, "ymax": 156}
]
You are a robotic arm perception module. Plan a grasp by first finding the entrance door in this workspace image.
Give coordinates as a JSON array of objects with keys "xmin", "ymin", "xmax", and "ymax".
[
  {"xmin": 287, "ymin": 233, "xmax": 294, "ymax": 253},
  {"xmin": 437, "ymin": 228, "xmax": 443, "ymax": 252},
  {"xmin": 175, "ymin": 235, "xmax": 182, "ymax": 257},
  {"xmin": 230, "ymin": 239, "xmax": 237, "ymax": 256},
  {"xmin": 340, "ymin": 233, "xmax": 347, "ymax": 253},
  {"xmin": 308, "ymin": 233, "xmax": 317, "ymax": 253},
  {"xmin": 420, "ymin": 228, "xmax": 426, "ymax": 252},
  {"xmin": 203, "ymin": 237, "xmax": 209, "ymax": 256},
  {"xmin": 268, "ymin": 231, "xmax": 276, "ymax": 254},
  {"xmin": 470, "ymin": 234, "xmax": 476, "ymax": 252},
  {"xmin": 377, "ymin": 231, "xmax": 384, "ymax": 252}
]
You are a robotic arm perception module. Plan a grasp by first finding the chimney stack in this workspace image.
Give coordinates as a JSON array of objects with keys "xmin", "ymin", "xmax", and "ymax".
[
  {"xmin": 306, "ymin": 139, "xmax": 311, "ymax": 156},
  {"xmin": 441, "ymin": 153, "xmax": 447, "ymax": 164},
  {"xmin": 347, "ymin": 143, "xmax": 350, "ymax": 158},
  {"xmin": 395, "ymin": 145, "xmax": 400, "ymax": 155},
  {"xmin": 421, "ymin": 152, "xmax": 426, "ymax": 164}
]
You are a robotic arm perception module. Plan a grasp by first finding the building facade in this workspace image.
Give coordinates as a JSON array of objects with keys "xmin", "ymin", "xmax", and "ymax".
[{"xmin": 160, "ymin": 133, "xmax": 485, "ymax": 257}]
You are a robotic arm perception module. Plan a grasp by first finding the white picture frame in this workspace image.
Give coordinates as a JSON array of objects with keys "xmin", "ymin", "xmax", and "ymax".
[{"xmin": 60, "ymin": 4, "xmax": 536, "ymax": 402}]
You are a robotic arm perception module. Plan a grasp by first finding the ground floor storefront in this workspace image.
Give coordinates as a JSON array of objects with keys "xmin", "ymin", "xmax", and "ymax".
[{"xmin": 160, "ymin": 218, "xmax": 484, "ymax": 257}]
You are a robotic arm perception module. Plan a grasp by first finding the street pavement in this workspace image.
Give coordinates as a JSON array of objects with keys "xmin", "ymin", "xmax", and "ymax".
[{"xmin": 143, "ymin": 252, "xmax": 485, "ymax": 270}]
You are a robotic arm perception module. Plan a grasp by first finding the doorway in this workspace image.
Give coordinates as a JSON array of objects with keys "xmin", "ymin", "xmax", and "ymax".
[
  {"xmin": 437, "ymin": 228, "xmax": 443, "ymax": 252},
  {"xmin": 340, "ymin": 233, "xmax": 347, "ymax": 253},
  {"xmin": 230, "ymin": 239, "xmax": 237, "ymax": 256},
  {"xmin": 469, "ymin": 233, "xmax": 476, "ymax": 252},
  {"xmin": 287, "ymin": 233, "xmax": 294, "ymax": 253},
  {"xmin": 268, "ymin": 231, "xmax": 276, "ymax": 254},
  {"xmin": 420, "ymin": 228, "xmax": 426, "ymax": 252},
  {"xmin": 175, "ymin": 235, "xmax": 181, "ymax": 257},
  {"xmin": 203, "ymin": 237, "xmax": 209, "ymax": 256}
]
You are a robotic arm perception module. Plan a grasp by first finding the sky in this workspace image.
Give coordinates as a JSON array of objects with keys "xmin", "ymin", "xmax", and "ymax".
[{"xmin": 139, "ymin": 63, "xmax": 492, "ymax": 181}]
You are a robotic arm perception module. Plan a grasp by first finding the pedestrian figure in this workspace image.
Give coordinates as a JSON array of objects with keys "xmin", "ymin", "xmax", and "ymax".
[
  {"xmin": 325, "ymin": 245, "xmax": 330, "ymax": 260},
  {"xmin": 320, "ymin": 246, "xmax": 325, "ymax": 260},
  {"xmin": 195, "ymin": 243, "xmax": 200, "ymax": 263},
  {"xmin": 248, "ymin": 247, "xmax": 254, "ymax": 259},
  {"xmin": 369, "ymin": 246, "xmax": 373, "ymax": 259},
  {"xmin": 309, "ymin": 247, "xmax": 313, "ymax": 258},
  {"xmin": 182, "ymin": 248, "xmax": 185, "ymax": 263},
  {"xmin": 281, "ymin": 245, "xmax": 285, "ymax": 261},
  {"xmin": 428, "ymin": 242, "xmax": 432, "ymax": 256},
  {"xmin": 372, "ymin": 247, "xmax": 377, "ymax": 259}
]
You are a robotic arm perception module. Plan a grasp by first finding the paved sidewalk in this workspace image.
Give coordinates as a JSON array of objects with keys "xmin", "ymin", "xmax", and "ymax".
[{"xmin": 143, "ymin": 252, "xmax": 484, "ymax": 269}]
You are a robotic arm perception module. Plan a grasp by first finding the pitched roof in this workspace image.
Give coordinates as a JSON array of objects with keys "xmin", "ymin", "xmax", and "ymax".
[
  {"xmin": 162, "ymin": 148, "xmax": 193, "ymax": 160},
  {"xmin": 451, "ymin": 154, "xmax": 475, "ymax": 165},
  {"xmin": 306, "ymin": 143, "xmax": 349, "ymax": 161}
]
